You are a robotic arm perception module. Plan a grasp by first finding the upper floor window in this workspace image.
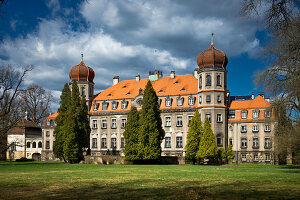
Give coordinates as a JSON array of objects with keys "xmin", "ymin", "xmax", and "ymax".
[
  {"xmin": 241, "ymin": 111, "xmax": 247, "ymax": 119},
  {"xmin": 92, "ymin": 120, "xmax": 97, "ymax": 129},
  {"xmin": 121, "ymin": 137, "xmax": 125, "ymax": 148},
  {"xmin": 102, "ymin": 102, "xmax": 108, "ymax": 111},
  {"xmin": 177, "ymin": 97, "xmax": 183, "ymax": 106},
  {"xmin": 46, "ymin": 141, "xmax": 50, "ymax": 149},
  {"xmin": 265, "ymin": 110, "xmax": 271, "ymax": 118},
  {"xmin": 121, "ymin": 118, "xmax": 127, "ymax": 129},
  {"xmin": 206, "ymin": 95, "xmax": 211, "ymax": 103},
  {"xmin": 121, "ymin": 101, "xmax": 128, "ymax": 109},
  {"xmin": 188, "ymin": 115, "xmax": 193, "ymax": 126},
  {"xmin": 101, "ymin": 119, "xmax": 107, "ymax": 129},
  {"xmin": 252, "ymin": 110, "xmax": 259, "ymax": 119},
  {"xmin": 216, "ymin": 75, "xmax": 221, "ymax": 86},
  {"xmin": 265, "ymin": 138, "xmax": 272, "ymax": 148},
  {"xmin": 229, "ymin": 110, "xmax": 235, "ymax": 119},
  {"xmin": 216, "ymin": 134, "xmax": 222, "ymax": 146},
  {"xmin": 46, "ymin": 131, "xmax": 50, "ymax": 137},
  {"xmin": 265, "ymin": 124, "xmax": 271, "ymax": 132},
  {"xmin": 229, "ymin": 138, "xmax": 233, "ymax": 146},
  {"xmin": 188, "ymin": 96, "xmax": 195, "ymax": 106},
  {"xmin": 165, "ymin": 98, "xmax": 171, "ymax": 107},
  {"xmin": 112, "ymin": 101, "xmax": 118, "ymax": 110},
  {"xmin": 111, "ymin": 118, "xmax": 117, "ymax": 129},
  {"xmin": 176, "ymin": 116, "xmax": 183, "ymax": 127},
  {"xmin": 206, "ymin": 74, "xmax": 211, "ymax": 86},
  {"xmin": 46, "ymin": 119, "xmax": 50, "ymax": 126},
  {"xmin": 81, "ymin": 86, "xmax": 85, "ymax": 96},
  {"xmin": 165, "ymin": 137, "xmax": 171, "ymax": 148},
  {"xmin": 165, "ymin": 116, "xmax": 171, "ymax": 127},
  {"xmin": 252, "ymin": 125, "xmax": 259, "ymax": 132},
  {"xmin": 253, "ymin": 137, "xmax": 259, "ymax": 148},
  {"xmin": 176, "ymin": 136, "xmax": 183, "ymax": 148},
  {"xmin": 241, "ymin": 138, "xmax": 247, "ymax": 148},
  {"xmin": 217, "ymin": 95, "xmax": 221, "ymax": 103},
  {"xmin": 241, "ymin": 125, "xmax": 247, "ymax": 133},
  {"xmin": 93, "ymin": 102, "xmax": 99, "ymax": 111},
  {"xmin": 199, "ymin": 75, "xmax": 202, "ymax": 88},
  {"xmin": 199, "ymin": 96, "xmax": 202, "ymax": 104},
  {"xmin": 32, "ymin": 142, "xmax": 36, "ymax": 148},
  {"xmin": 205, "ymin": 113, "xmax": 211, "ymax": 122},
  {"xmin": 217, "ymin": 114, "xmax": 222, "ymax": 123}
]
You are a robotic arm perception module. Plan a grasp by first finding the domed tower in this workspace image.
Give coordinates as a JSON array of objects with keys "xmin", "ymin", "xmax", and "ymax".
[
  {"xmin": 69, "ymin": 56, "xmax": 95, "ymax": 108},
  {"xmin": 196, "ymin": 34, "xmax": 228, "ymax": 149}
]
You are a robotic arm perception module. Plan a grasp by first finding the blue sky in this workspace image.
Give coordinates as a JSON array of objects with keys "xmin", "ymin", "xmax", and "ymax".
[{"xmin": 0, "ymin": 0, "xmax": 281, "ymax": 111}]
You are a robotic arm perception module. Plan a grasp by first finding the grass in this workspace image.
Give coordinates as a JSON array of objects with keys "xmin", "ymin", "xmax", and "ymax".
[{"xmin": 0, "ymin": 162, "xmax": 299, "ymax": 199}]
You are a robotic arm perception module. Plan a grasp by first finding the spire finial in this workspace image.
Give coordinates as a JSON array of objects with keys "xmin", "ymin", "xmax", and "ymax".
[
  {"xmin": 25, "ymin": 111, "xmax": 28, "ymax": 120},
  {"xmin": 211, "ymin": 32, "xmax": 214, "ymax": 45},
  {"xmin": 81, "ymin": 52, "xmax": 83, "ymax": 61}
]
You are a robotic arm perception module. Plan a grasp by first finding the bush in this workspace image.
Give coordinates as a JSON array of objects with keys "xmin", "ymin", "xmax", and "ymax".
[{"xmin": 15, "ymin": 157, "xmax": 34, "ymax": 162}]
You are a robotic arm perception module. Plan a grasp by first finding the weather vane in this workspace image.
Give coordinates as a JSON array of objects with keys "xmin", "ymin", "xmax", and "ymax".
[
  {"xmin": 211, "ymin": 32, "xmax": 214, "ymax": 45},
  {"xmin": 81, "ymin": 52, "xmax": 84, "ymax": 61}
]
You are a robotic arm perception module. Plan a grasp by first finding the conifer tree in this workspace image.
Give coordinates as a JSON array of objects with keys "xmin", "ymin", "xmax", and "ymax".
[
  {"xmin": 53, "ymin": 83, "xmax": 71, "ymax": 161},
  {"xmin": 138, "ymin": 80, "xmax": 165, "ymax": 160},
  {"xmin": 197, "ymin": 118, "xmax": 217, "ymax": 162},
  {"xmin": 77, "ymin": 95, "xmax": 91, "ymax": 149},
  {"xmin": 123, "ymin": 106, "xmax": 140, "ymax": 161},
  {"xmin": 226, "ymin": 145, "xmax": 235, "ymax": 163},
  {"xmin": 185, "ymin": 110, "xmax": 203, "ymax": 164}
]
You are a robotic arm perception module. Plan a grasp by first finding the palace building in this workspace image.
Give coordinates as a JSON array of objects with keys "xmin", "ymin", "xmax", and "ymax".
[{"xmin": 42, "ymin": 43, "xmax": 276, "ymax": 164}]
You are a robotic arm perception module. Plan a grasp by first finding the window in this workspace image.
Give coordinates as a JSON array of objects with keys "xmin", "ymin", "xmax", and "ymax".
[
  {"xmin": 229, "ymin": 138, "xmax": 233, "ymax": 146},
  {"xmin": 136, "ymin": 98, "xmax": 142, "ymax": 106},
  {"xmin": 46, "ymin": 131, "xmax": 50, "ymax": 137},
  {"xmin": 38, "ymin": 142, "xmax": 42, "ymax": 148},
  {"xmin": 46, "ymin": 119, "xmax": 50, "ymax": 126},
  {"xmin": 10, "ymin": 143, "xmax": 16, "ymax": 151},
  {"xmin": 217, "ymin": 95, "xmax": 221, "ymax": 103},
  {"xmin": 252, "ymin": 110, "xmax": 259, "ymax": 119},
  {"xmin": 102, "ymin": 102, "xmax": 108, "ymax": 110},
  {"xmin": 241, "ymin": 138, "xmax": 247, "ymax": 148},
  {"xmin": 265, "ymin": 138, "xmax": 271, "ymax": 148},
  {"xmin": 217, "ymin": 114, "xmax": 222, "ymax": 123},
  {"xmin": 265, "ymin": 110, "xmax": 271, "ymax": 118},
  {"xmin": 242, "ymin": 154, "xmax": 247, "ymax": 162},
  {"xmin": 199, "ymin": 96, "xmax": 202, "ymax": 104},
  {"xmin": 206, "ymin": 95, "xmax": 211, "ymax": 102},
  {"xmin": 177, "ymin": 97, "xmax": 183, "ymax": 106},
  {"xmin": 165, "ymin": 98, "xmax": 171, "ymax": 107},
  {"xmin": 254, "ymin": 154, "xmax": 259, "ymax": 162},
  {"xmin": 112, "ymin": 101, "xmax": 118, "ymax": 110},
  {"xmin": 206, "ymin": 74, "xmax": 211, "ymax": 86},
  {"xmin": 216, "ymin": 134, "xmax": 222, "ymax": 146},
  {"xmin": 199, "ymin": 74, "xmax": 202, "ymax": 88},
  {"xmin": 176, "ymin": 116, "xmax": 183, "ymax": 127},
  {"xmin": 81, "ymin": 86, "xmax": 85, "ymax": 96},
  {"xmin": 111, "ymin": 138, "xmax": 117, "ymax": 148},
  {"xmin": 241, "ymin": 111, "xmax": 247, "ymax": 119},
  {"xmin": 188, "ymin": 96, "xmax": 195, "ymax": 106},
  {"xmin": 265, "ymin": 154, "xmax": 270, "ymax": 162},
  {"xmin": 165, "ymin": 116, "xmax": 171, "ymax": 127},
  {"xmin": 165, "ymin": 137, "xmax": 171, "ymax": 148},
  {"xmin": 252, "ymin": 125, "xmax": 259, "ymax": 132},
  {"xmin": 176, "ymin": 136, "xmax": 183, "ymax": 148},
  {"xmin": 121, "ymin": 118, "xmax": 127, "ymax": 129},
  {"xmin": 93, "ymin": 102, "xmax": 98, "ymax": 111},
  {"xmin": 253, "ymin": 138, "xmax": 259, "ymax": 148},
  {"xmin": 111, "ymin": 118, "xmax": 117, "ymax": 129},
  {"xmin": 188, "ymin": 116, "xmax": 193, "ymax": 126},
  {"xmin": 216, "ymin": 75, "xmax": 221, "ymax": 86},
  {"xmin": 265, "ymin": 124, "xmax": 271, "ymax": 132},
  {"xmin": 205, "ymin": 113, "xmax": 211, "ymax": 122},
  {"xmin": 241, "ymin": 125, "xmax": 247, "ymax": 133},
  {"xmin": 121, "ymin": 101, "xmax": 128, "ymax": 109},
  {"xmin": 229, "ymin": 110, "xmax": 235, "ymax": 119},
  {"xmin": 101, "ymin": 119, "xmax": 107, "ymax": 129},
  {"xmin": 92, "ymin": 138, "xmax": 97, "ymax": 148},
  {"xmin": 101, "ymin": 138, "xmax": 107, "ymax": 148},
  {"xmin": 27, "ymin": 142, "xmax": 31, "ymax": 148},
  {"xmin": 46, "ymin": 141, "xmax": 50, "ymax": 149},
  {"xmin": 32, "ymin": 142, "xmax": 36, "ymax": 148},
  {"xmin": 92, "ymin": 120, "xmax": 98, "ymax": 129},
  {"xmin": 121, "ymin": 138, "xmax": 125, "ymax": 148}
]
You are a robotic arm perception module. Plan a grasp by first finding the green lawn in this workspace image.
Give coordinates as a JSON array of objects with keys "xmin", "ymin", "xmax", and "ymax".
[{"xmin": 0, "ymin": 162, "xmax": 299, "ymax": 200}]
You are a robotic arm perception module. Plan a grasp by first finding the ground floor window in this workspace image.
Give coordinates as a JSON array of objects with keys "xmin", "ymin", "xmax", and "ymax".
[
  {"xmin": 38, "ymin": 142, "xmax": 42, "ymax": 148},
  {"xmin": 265, "ymin": 154, "xmax": 270, "ymax": 162},
  {"xmin": 121, "ymin": 137, "xmax": 125, "ymax": 148},
  {"xmin": 92, "ymin": 138, "xmax": 97, "ymax": 148},
  {"xmin": 242, "ymin": 154, "xmax": 247, "ymax": 162},
  {"xmin": 46, "ymin": 141, "xmax": 50, "ymax": 149},
  {"xmin": 229, "ymin": 138, "xmax": 233, "ymax": 146},
  {"xmin": 165, "ymin": 137, "xmax": 171, "ymax": 148},
  {"xmin": 176, "ymin": 136, "xmax": 183, "ymax": 148},
  {"xmin": 254, "ymin": 154, "xmax": 258, "ymax": 162},
  {"xmin": 111, "ymin": 138, "xmax": 117, "ymax": 148},
  {"xmin": 101, "ymin": 138, "xmax": 107, "ymax": 148}
]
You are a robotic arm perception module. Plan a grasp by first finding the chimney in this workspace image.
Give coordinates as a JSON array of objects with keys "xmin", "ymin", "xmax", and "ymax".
[
  {"xmin": 259, "ymin": 92, "xmax": 264, "ymax": 98},
  {"xmin": 170, "ymin": 71, "xmax": 175, "ymax": 79},
  {"xmin": 194, "ymin": 68, "xmax": 198, "ymax": 78},
  {"xmin": 136, "ymin": 74, "xmax": 140, "ymax": 82},
  {"xmin": 113, "ymin": 76, "xmax": 119, "ymax": 85},
  {"xmin": 251, "ymin": 92, "xmax": 255, "ymax": 99}
]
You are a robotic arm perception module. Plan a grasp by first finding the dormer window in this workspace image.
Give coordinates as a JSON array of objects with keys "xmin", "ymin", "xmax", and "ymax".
[
  {"xmin": 241, "ymin": 110, "xmax": 247, "ymax": 119},
  {"xmin": 252, "ymin": 110, "xmax": 259, "ymax": 119},
  {"xmin": 188, "ymin": 96, "xmax": 195, "ymax": 106},
  {"xmin": 122, "ymin": 85, "xmax": 127, "ymax": 88},
  {"xmin": 121, "ymin": 100, "xmax": 128, "ymax": 109},
  {"xmin": 112, "ymin": 101, "xmax": 118, "ymax": 110},
  {"xmin": 108, "ymin": 94, "xmax": 112, "ymax": 96},
  {"xmin": 165, "ymin": 98, "xmax": 171, "ymax": 107},
  {"xmin": 46, "ymin": 119, "xmax": 50, "ymax": 126},
  {"xmin": 206, "ymin": 74, "xmax": 211, "ymax": 86},
  {"xmin": 177, "ymin": 97, "xmax": 183, "ymax": 106},
  {"xmin": 265, "ymin": 110, "xmax": 271, "ymax": 118},
  {"xmin": 174, "ymin": 81, "xmax": 179, "ymax": 84},
  {"xmin": 102, "ymin": 102, "xmax": 108, "ymax": 111},
  {"xmin": 180, "ymin": 88, "xmax": 186, "ymax": 91},
  {"xmin": 93, "ymin": 102, "xmax": 99, "ymax": 111}
]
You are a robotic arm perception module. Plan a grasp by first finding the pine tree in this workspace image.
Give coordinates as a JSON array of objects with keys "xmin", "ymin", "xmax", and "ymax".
[
  {"xmin": 53, "ymin": 83, "xmax": 71, "ymax": 162},
  {"xmin": 138, "ymin": 80, "xmax": 165, "ymax": 160},
  {"xmin": 185, "ymin": 110, "xmax": 203, "ymax": 164},
  {"xmin": 226, "ymin": 145, "xmax": 235, "ymax": 163},
  {"xmin": 123, "ymin": 106, "xmax": 140, "ymax": 161},
  {"xmin": 197, "ymin": 118, "xmax": 217, "ymax": 162},
  {"xmin": 217, "ymin": 147, "xmax": 226, "ymax": 164},
  {"xmin": 77, "ymin": 95, "xmax": 91, "ymax": 149}
]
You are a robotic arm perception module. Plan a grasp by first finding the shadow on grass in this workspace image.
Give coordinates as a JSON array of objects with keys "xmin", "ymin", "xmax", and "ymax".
[{"xmin": 1, "ymin": 179, "xmax": 299, "ymax": 200}]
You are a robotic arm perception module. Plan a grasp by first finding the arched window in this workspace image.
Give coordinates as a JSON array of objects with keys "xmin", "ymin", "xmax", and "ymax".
[
  {"xmin": 217, "ymin": 75, "xmax": 221, "ymax": 86},
  {"xmin": 26, "ymin": 142, "xmax": 31, "ymax": 148},
  {"xmin": 206, "ymin": 74, "xmax": 211, "ymax": 86},
  {"xmin": 38, "ymin": 142, "xmax": 42, "ymax": 148},
  {"xmin": 199, "ymin": 74, "xmax": 202, "ymax": 88},
  {"xmin": 81, "ymin": 86, "xmax": 85, "ymax": 96},
  {"xmin": 32, "ymin": 142, "xmax": 36, "ymax": 148}
]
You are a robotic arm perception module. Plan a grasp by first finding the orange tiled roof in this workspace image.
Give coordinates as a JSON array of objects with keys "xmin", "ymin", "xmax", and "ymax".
[
  {"xmin": 47, "ymin": 112, "xmax": 58, "ymax": 119},
  {"xmin": 229, "ymin": 95, "xmax": 271, "ymax": 110}
]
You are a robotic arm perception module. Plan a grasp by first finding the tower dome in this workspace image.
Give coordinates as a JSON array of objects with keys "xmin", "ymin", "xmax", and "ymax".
[
  {"xmin": 69, "ymin": 61, "xmax": 95, "ymax": 83},
  {"xmin": 196, "ymin": 45, "xmax": 228, "ymax": 69}
]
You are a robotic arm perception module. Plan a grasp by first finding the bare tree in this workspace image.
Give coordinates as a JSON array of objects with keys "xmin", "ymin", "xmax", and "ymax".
[
  {"xmin": 20, "ymin": 84, "xmax": 53, "ymax": 125},
  {"xmin": 0, "ymin": 64, "xmax": 32, "ymax": 160}
]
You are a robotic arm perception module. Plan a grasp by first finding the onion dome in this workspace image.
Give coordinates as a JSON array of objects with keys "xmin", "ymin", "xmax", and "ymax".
[
  {"xmin": 69, "ymin": 61, "xmax": 95, "ymax": 83},
  {"xmin": 196, "ymin": 45, "xmax": 228, "ymax": 69}
]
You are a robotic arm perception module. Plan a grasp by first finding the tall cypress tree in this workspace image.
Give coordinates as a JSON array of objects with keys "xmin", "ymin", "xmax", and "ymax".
[
  {"xmin": 197, "ymin": 118, "xmax": 217, "ymax": 162},
  {"xmin": 77, "ymin": 95, "xmax": 91, "ymax": 149},
  {"xmin": 138, "ymin": 80, "xmax": 165, "ymax": 160},
  {"xmin": 185, "ymin": 110, "xmax": 203, "ymax": 164},
  {"xmin": 123, "ymin": 106, "xmax": 140, "ymax": 161},
  {"xmin": 53, "ymin": 83, "xmax": 71, "ymax": 161}
]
